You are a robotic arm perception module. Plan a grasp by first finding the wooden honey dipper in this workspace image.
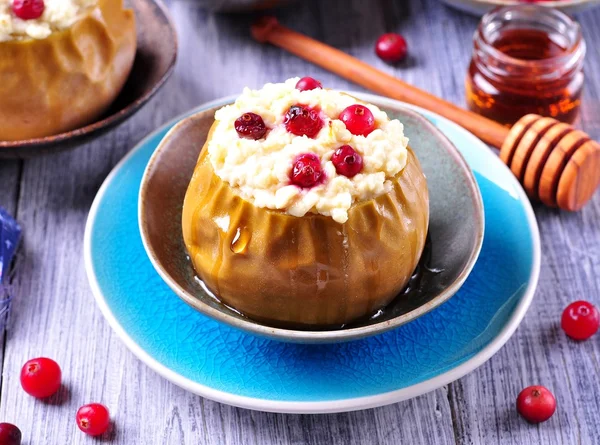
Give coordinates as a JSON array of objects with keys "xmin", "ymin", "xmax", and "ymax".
[{"xmin": 251, "ymin": 17, "xmax": 600, "ymax": 211}]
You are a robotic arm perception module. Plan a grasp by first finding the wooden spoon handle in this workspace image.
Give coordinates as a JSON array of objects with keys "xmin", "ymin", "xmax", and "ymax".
[{"xmin": 252, "ymin": 17, "xmax": 509, "ymax": 148}]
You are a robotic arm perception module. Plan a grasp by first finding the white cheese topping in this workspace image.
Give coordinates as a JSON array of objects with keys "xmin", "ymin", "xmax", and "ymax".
[
  {"xmin": 0, "ymin": 0, "xmax": 97, "ymax": 41},
  {"xmin": 208, "ymin": 78, "xmax": 409, "ymax": 224}
]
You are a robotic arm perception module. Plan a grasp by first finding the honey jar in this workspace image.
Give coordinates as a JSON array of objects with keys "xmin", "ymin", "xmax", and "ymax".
[{"xmin": 466, "ymin": 5, "xmax": 586, "ymax": 126}]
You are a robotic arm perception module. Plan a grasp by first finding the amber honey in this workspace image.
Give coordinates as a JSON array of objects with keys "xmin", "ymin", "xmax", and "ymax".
[{"xmin": 466, "ymin": 6, "xmax": 586, "ymax": 126}]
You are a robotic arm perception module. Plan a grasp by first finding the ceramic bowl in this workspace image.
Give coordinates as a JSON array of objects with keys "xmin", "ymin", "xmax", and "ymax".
[
  {"xmin": 441, "ymin": 0, "xmax": 600, "ymax": 15},
  {"xmin": 0, "ymin": 0, "xmax": 177, "ymax": 158},
  {"xmin": 138, "ymin": 97, "xmax": 485, "ymax": 343}
]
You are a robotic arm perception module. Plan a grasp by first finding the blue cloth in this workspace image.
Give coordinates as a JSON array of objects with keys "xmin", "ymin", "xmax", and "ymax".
[{"xmin": 0, "ymin": 206, "xmax": 21, "ymax": 289}]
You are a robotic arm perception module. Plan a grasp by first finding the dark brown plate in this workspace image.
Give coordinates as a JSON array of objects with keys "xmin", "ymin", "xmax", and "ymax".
[{"xmin": 0, "ymin": 0, "xmax": 177, "ymax": 158}]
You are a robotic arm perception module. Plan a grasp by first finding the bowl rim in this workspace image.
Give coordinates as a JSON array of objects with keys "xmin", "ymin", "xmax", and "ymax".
[
  {"xmin": 138, "ymin": 93, "xmax": 485, "ymax": 343},
  {"xmin": 0, "ymin": 0, "xmax": 178, "ymax": 153}
]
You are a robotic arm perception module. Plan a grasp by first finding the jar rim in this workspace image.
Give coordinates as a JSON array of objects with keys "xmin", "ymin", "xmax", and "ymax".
[{"xmin": 476, "ymin": 5, "xmax": 585, "ymax": 70}]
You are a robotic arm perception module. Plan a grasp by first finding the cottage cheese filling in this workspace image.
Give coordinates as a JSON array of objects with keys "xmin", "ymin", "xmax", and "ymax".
[
  {"xmin": 0, "ymin": 0, "xmax": 97, "ymax": 41},
  {"xmin": 208, "ymin": 78, "xmax": 409, "ymax": 224}
]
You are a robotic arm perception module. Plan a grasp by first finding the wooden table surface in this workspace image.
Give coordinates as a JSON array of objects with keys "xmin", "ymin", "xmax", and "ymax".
[{"xmin": 1, "ymin": 0, "xmax": 599, "ymax": 443}]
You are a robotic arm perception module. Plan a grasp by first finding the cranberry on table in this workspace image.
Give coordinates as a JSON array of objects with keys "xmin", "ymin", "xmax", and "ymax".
[
  {"xmin": 516, "ymin": 385, "xmax": 556, "ymax": 423},
  {"xmin": 234, "ymin": 112, "xmax": 267, "ymax": 140},
  {"xmin": 339, "ymin": 104, "xmax": 376, "ymax": 136},
  {"xmin": 12, "ymin": 0, "xmax": 45, "ymax": 20},
  {"xmin": 296, "ymin": 77, "xmax": 322, "ymax": 91},
  {"xmin": 0, "ymin": 423, "xmax": 22, "ymax": 445},
  {"xmin": 375, "ymin": 33, "xmax": 408, "ymax": 63},
  {"xmin": 561, "ymin": 300, "xmax": 600, "ymax": 340},
  {"xmin": 332, "ymin": 145, "xmax": 363, "ymax": 178},
  {"xmin": 20, "ymin": 357, "xmax": 61, "ymax": 399},
  {"xmin": 76, "ymin": 403, "xmax": 111, "ymax": 437},
  {"xmin": 290, "ymin": 153, "xmax": 323, "ymax": 188},
  {"xmin": 284, "ymin": 105, "xmax": 323, "ymax": 138}
]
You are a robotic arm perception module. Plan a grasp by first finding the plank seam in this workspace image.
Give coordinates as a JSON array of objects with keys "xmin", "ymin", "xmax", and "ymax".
[{"xmin": 446, "ymin": 384, "xmax": 462, "ymax": 445}]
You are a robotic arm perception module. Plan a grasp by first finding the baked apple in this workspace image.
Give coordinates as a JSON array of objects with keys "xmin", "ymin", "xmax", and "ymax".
[
  {"xmin": 0, "ymin": 0, "xmax": 136, "ymax": 141},
  {"xmin": 182, "ymin": 78, "xmax": 429, "ymax": 327}
]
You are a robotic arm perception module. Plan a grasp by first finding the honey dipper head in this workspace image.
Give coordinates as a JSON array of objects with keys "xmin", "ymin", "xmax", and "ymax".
[{"xmin": 501, "ymin": 114, "xmax": 600, "ymax": 211}]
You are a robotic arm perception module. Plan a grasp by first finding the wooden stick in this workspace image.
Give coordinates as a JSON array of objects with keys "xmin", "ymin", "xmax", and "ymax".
[{"xmin": 252, "ymin": 17, "xmax": 509, "ymax": 149}]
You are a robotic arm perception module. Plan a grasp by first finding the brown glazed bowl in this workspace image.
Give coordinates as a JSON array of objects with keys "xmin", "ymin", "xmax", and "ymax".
[
  {"xmin": 139, "ymin": 96, "xmax": 484, "ymax": 343},
  {"xmin": 0, "ymin": 0, "xmax": 177, "ymax": 158}
]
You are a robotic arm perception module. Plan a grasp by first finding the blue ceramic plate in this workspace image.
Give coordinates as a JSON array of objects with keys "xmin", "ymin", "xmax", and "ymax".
[{"xmin": 84, "ymin": 94, "xmax": 540, "ymax": 414}]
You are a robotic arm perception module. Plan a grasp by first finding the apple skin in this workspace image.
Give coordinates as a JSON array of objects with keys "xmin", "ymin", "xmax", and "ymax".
[
  {"xmin": 182, "ymin": 123, "xmax": 430, "ymax": 328},
  {"xmin": 0, "ymin": 0, "xmax": 136, "ymax": 141}
]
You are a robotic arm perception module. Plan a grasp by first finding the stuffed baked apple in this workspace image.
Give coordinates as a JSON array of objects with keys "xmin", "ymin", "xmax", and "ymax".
[
  {"xmin": 0, "ymin": 0, "xmax": 136, "ymax": 141},
  {"xmin": 182, "ymin": 78, "xmax": 429, "ymax": 327}
]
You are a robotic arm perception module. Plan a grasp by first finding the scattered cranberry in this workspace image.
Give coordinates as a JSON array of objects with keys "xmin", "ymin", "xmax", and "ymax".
[
  {"xmin": 375, "ymin": 33, "xmax": 408, "ymax": 63},
  {"xmin": 516, "ymin": 385, "xmax": 556, "ymax": 424},
  {"xmin": 561, "ymin": 300, "xmax": 600, "ymax": 340},
  {"xmin": 296, "ymin": 77, "xmax": 322, "ymax": 91},
  {"xmin": 76, "ymin": 403, "xmax": 111, "ymax": 437},
  {"xmin": 20, "ymin": 357, "xmax": 61, "ymax": 399},
  {"xmin": 12, "ymin": 0, "xmax": 45, "ymax": 20},
  {"xmin": 0, "ymin": 423, "xmax": 22, "ymax": 445},
  {"xmin": 332, "ymin": 145, "xmax": 363, "ymax": 178},
  {"xmin": 234, "ymin": 113, "xmax": 267, "ymax": 140},
  {"xmin": 290, "ymin": 153, "xmax": 323, "ymax": 188},
  {"xmin": 284, "ymin": 105, "xmax": 323, "ymax": 138},
  {"xmin": 339, "ymin": 104, "xmax": 376, "ymax": 136}
]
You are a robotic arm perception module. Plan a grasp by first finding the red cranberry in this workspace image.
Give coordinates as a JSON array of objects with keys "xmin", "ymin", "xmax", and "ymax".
[
  {"xmin": 20, "ymin": 357, "xmax": 61, "ymax": 399},
  {"xmin": 0, "ymin": 423, "xmax": 22, "ymax": 445},
  {"xmin": 76, "ymin": 403, "xmax": 111, "ymax": 437},
  {"xmin": 516, "ymin": 386, "xmax": 556, "ymax": 424},
  {"xmin": 375, "ymin": 33, "xmax": 408, "ymax": 63},
  {"xmin": 339, "ymin": 104, "xmax": 376, "ymax": 136},
  {"xmin": 12, "ymin": 0, "xmax": 45, "ymax": 20},
  {"xmin": 234, "ymin": 113, "xmax": 267, "ymax": 140},
  {"xmin": 561, "ymin": 300, "xmax": 600, "ymax": 340},
  {"xmin": 284, "ymin": 105, "xmax": 323, "ymax": 138},
  {"xmin": 296, "ymin": 77, "xmax": 322, "ymax": 91},
  {"xmin": 290, "ymin": 153, "xmax": 323, "ymax": 188},
  {"xmin": 332, "ymin": 145, "xmax": 363, "ymax": 178}
]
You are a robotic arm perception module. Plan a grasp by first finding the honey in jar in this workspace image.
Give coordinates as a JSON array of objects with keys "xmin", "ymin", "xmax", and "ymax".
[{"xmin": 466, "ymin": 5, "xmax": 586, "ymax": 126}]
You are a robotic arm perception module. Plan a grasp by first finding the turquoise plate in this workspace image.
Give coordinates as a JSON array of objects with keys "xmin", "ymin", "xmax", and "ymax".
[{"xmin": 84, "ymin": 94, "xmax": 540, "ymax": 414}]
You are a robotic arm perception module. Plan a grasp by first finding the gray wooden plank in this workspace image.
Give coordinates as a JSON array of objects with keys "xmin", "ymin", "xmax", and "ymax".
[
  {"xmin": 446, "ymin": 7, "xmax": 600, "ymax": 444},
  {"xmin": 188, "ymin": 392, "xmax": 455, "ymax": 445},
  {"xmin": 0, "ymin": 161, "xmax": 21, "ymax": 213}
]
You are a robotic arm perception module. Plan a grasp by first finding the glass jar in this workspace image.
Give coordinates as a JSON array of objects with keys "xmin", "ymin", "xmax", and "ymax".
[{"xmin": 466, "ymin": 5, "xmax": 586, "ymax": 126}]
